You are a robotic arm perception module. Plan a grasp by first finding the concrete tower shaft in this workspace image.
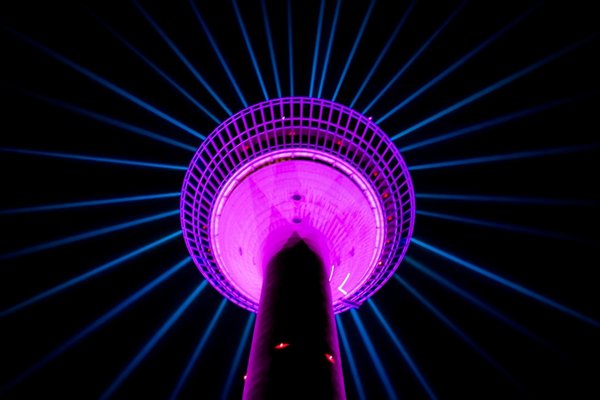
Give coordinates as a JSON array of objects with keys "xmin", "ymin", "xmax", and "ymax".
[{"xmin": 243, "ymin": 239, "xmax": 345, "ymax": 399}]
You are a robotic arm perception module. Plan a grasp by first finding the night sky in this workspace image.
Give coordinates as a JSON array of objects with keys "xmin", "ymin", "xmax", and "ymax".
[{"xmin": 1, "ymin": 1, "xmax": 599, "ymax": 399}]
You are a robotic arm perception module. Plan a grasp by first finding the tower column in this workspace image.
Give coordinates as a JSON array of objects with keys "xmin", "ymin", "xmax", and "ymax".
[{"xmin": 243, "ymin": 239, "xmax": 346, "ymax": 400}]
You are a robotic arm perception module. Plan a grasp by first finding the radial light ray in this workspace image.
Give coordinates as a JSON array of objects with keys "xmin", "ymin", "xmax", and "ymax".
[
  {"xmin": 376, "ymin": 2, "xmax": 539, "ymax": 123},
  {"xmin": 221, "ymin": 313, "xmax": 256, "ymax": 400},
  {"xmin": 94, "ymin": 12, "xmax": 219, "ymax": 125},
  {"xmin": 336, "ymin": 315, "xmax": 367, "ymax": 400},
  {"xmin": 27, "ymin": 91, "xmax": 197, "ymax": 150},
  {"xmin": 189, "ymin": 0, "xmax": 248, "ymax": 108},
  {"xmin": 232, "ymin": 0, "xmax": 269, "ymax": 100},
  {"xmin": 395, "ymin": 276, "xmax": 514, "ymax": 382},
  {"xmin": 400, "ymin": 98, "xmax": 569, "ymax": 152},
  {"xmin": 415, "ymin": 193, "xmax": 595, "ymax": 206},
  {"xmin": 0, "ymin": 210, "xmax": 179, "ymax": 261},
  {"xmin": 0, "ymin": 258, "xmax": 190, "ymax": 396},
  {"xmin": 362, "ymin": 0, "xmax": 467, "ymax": 115},
  {"xmin": 391, "ymin": 33, "xmax": 598, "ymax": 139},
  {"xmin": 309, "ymin": 0, "xmax": 326, "ymax": 98},
  {"xmin": 133, "ymin": 0, "xmax": 232, "ymax": 116},
  {"xmin": 169, "ymin": 298, "xmax": 228, "ymax": 400},
  {"xmin": 367, "ymin": 300, "xmax": 437, "ymax": 400},
  {"xmin": 409, "ymin": 144, "xmax": 598, "ymax": 171},
  {"xmin": 405, "ymin": 257, "xmax": 548, "ymax": 344},
  {"xmin": 0, "ymin": 231, "xmax": 181, "ymax": 318},
  {"xmin": 349, "ymin": 0, "xmax": 415, "ymax": 108},
  {"xmin": 1, "ymin": 25, "xmax": 204, "ymax": 139},
  {"xmin": 260, "ymin": 0, "xmax": 282, "ymax": 99},
  {"xmin": 412, "ymin": 238, "xmax": 600, "ymax": 328},
  {"xmin": 417, "ymin": 209, "xmax": 573, "ymax": 241},
  {"xmin": 287, "ymin": 0, "xmax": 294, "ymax": 96},
  {"xmin": 0, "ymin": 192, "xmax": 179, "ymax": 215},
  {"xmin": 100, "ymin": 281, "xmax": 209, "ymax": 400},
  {"xmin": 316, "ymin": 0, "xmax": 342, "ymax": 99},
  {"xmin": 0, "ymin": 147, "xmax": 187, "ymax": 171},
  {"xmin": 349, "ymin": 310, "xmax": 398, "ymax": 400},
  {"xmin": 331, "ymin": 0, "xmax": 376, "ymax": 102}
]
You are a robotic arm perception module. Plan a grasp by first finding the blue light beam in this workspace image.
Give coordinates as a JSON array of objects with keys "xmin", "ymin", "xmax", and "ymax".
[
  {"xmin": 26, "ymin": 91, "xmax": 197, "ymax": 150},
  {"xmin": 376, "ymin": 2, "xmax": 539, "ymax": 123},
  {"xmin": 0, "ymin": 258, "xmax": 190, "ymax": 395},
  {"xmin": 362, "ymin": 0, "xmax": 467, "ymax": 115},
  {"xmin": 395, "ymin": 276, "xmax": 514, "ymax": 382},
  {"xmin": 287, "ymin": 0, "xmax": 294, "ymax": 96},
  {"xmin": 169, "ymin": 298, "xmax": 228, "ymax": 400},
  {"xmin": 349, "ymin": 310, "xmax": 398, "ymax": 400},
  {"xmin": 405, "ymin": 256, "xmax": 549, "ymax": 345},
  {"xmin": 331, "ymin": 0, "xmax": 377, "ymax": 102},
  {"xmin": 100, "ymin": 281, "xmax": 209, "ymax": 400},
  {"xmin": 0, "ymin": 231, "xmax": 181, "ymax": 318},
  {"xmin": 1, "ymin": 25, "xmax": 204, "ymax": 139},
  {"xmin": 415, "ymin": 193, "xmax": 595, "ymax": 206},
  {"xmin": 409, "ymin": 144, "xmax": 599, "ymax": 171},
  {"xmin": 391, "ymin": 33, "xmax": 598, "ymax": 139},
  {"xmin": 133, "ymin": 0, "xmax": 232, "ymax": 115},
  {"xmin": 367, "ymin": 300, "xmax": 437, "ymax": 399},
  {"xmin": 0, "ymin": 210, "xmax": 179, "ymax": 261},
  {"xmin": 0, "ymin": 192, "xmax": 179, "ymax": 215},
  {"xmin": 221, "ymin": 313, "xmax": 256, "ymax": 400},
  {"xmin": 417, "ymin": 209, "xmax": 573, "ymax": 241},
  {"xmin": 400, "ymin": 98, "xmax": 570, "ymax": 152},
  {"xmin": 412, "ymin": 238, "xmax": 600, "ymax": 328},
  {"xmin": 309, "ymin": 0, "xmax": 326, "ymax": 98},
  {"xmin": 260, "ymin": 0, "xmax": 282, "ymax": 98},
  {"xmin": 0, "ymin": 147, "xmax": 187, "ymax": 171},
  {"xmin": 232, "ymin": 0, "xmax": 269, "ymax": 100},
  {"xmin": 336, "ymin": 315, "xmax": 367, "ymax": 400},
  {"xmin": 190, "ymin": 0, "xmax": 248, "ymax": 108},
  {"xmin": 317, "ymin": 0, "xmax": 342, "ymax": 99},
  {"xmin": 349, "ymin": 0, "xmax": 415, "ymax": 108},
  {"xmin": 94, "ymin": 12, "xmax": 219, "ymax": 125}
]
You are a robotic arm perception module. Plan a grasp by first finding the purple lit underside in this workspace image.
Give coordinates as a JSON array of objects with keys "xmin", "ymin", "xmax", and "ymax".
[
  {"xmin": 214, "ymin": 153, "xmax": 384, "ymax": 306},
  {"xmin": 181, "ymin": 97, "xmax": 415, "ymax": 313}
]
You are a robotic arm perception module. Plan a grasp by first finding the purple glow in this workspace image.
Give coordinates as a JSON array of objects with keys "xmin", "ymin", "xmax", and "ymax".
[{"xmin": 181, "ymin": 97, "xmax": 415, "ymax": 313}]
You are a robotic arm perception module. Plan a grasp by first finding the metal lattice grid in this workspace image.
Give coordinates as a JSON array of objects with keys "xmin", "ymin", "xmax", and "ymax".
[{"xmin": 181, "ymin": 97, "xmax": 415, "ymax": 313}]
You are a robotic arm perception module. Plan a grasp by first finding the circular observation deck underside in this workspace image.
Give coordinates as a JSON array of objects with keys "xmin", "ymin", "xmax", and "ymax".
[{"xmin": 181, "ymin": 97, "xmax": 415, "ymax": 313}]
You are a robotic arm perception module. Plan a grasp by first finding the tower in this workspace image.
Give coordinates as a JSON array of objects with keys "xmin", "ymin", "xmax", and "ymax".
[{"xmin": 181, "ymin": 97, "xmax": 415, "ymax": 398}]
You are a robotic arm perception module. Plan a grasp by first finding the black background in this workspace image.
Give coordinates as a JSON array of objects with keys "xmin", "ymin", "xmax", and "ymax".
[{"xmin": 0, "ymin": 1, "xmax": 599, "ymax": 399}]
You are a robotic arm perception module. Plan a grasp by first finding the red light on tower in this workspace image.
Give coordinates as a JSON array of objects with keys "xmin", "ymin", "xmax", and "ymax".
[
  {"xmin": 325, "ymin": 353, "xmax": 335, "ymax": 364},
  {"xmin": 274, "ymin": 342, "xmax": 290, "ymax": 350}
]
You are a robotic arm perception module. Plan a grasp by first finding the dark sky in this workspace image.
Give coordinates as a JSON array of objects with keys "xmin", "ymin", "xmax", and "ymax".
[{"xmin": 0, "ymin": 1, "xmax": 599, "ymax": 399}]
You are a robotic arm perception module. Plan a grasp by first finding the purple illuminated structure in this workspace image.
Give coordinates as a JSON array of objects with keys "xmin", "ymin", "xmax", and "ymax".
[{"xmin": 181, "ymin": 97, "xmax": 415, "ymax": 398}]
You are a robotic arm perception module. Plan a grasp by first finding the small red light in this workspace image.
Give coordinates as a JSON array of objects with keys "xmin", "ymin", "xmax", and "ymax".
[
  {"xmin": 387, "ymin": 215, "xmax": 393, "ymax": 221},
  {"xmin": 378, "ymin": 260, "xmax": 383, "ymax": 266},
  {"xmin": 202, "ymin": 225, "xmax": 207, "ymax": 230},
  {"xmin": 336, "ymin": 140, "xmax": 342, "ymax": 145},
  {"xmin": 243, "ymin": 374, "xmax": 247, "ymax": 380},
  {"xmin": 288, "ymin": 130, "xmax": 296, "ymax": 136},
  {"xmin": 372, "ymin": 171, "xmax": 379, "ymax": 177},
  {"xmin": 274, "ymin": 342, "xmax": 290, "ymax": 350},
  {"xmin": 325, "ymin": 353, "xmax": 335, "ymax": 364},
  {"xmin": 382, "ymin": 192, "xmax": 389, "ymax": 199},
  {"xmin": 245, "ymin": 145, "xmax": 251, "ymax": 150}
]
